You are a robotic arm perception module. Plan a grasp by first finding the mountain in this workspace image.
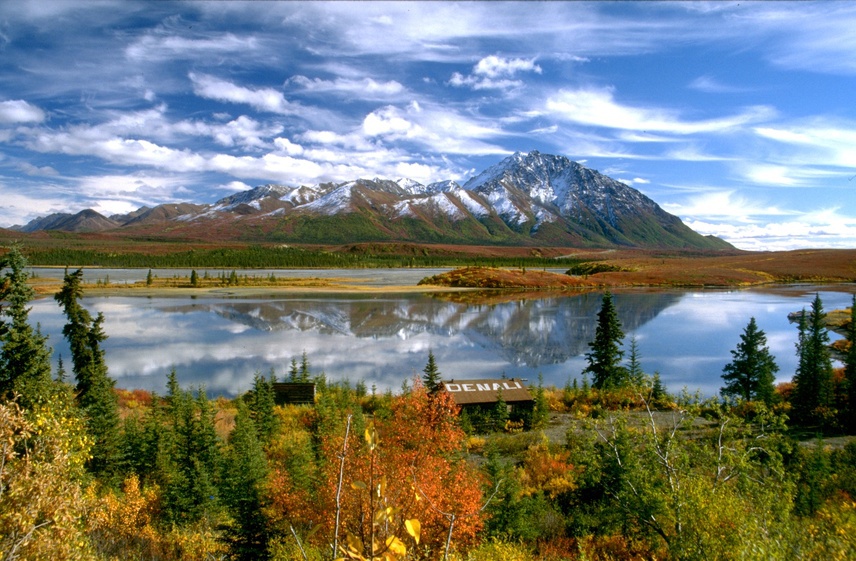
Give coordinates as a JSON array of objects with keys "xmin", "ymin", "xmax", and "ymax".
[
  {"xmin": 16, "ymin": 209, "xmax": 121, "ymax": 233},
  {"xmin": 14, "ymin": 151, "xmax": 732, "ymax": 249}
]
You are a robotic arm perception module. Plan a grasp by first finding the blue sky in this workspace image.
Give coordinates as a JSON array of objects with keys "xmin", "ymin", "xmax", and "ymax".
[{"xmin": 1, "ymin": 1, "xmax": 855, "ymax": 250}]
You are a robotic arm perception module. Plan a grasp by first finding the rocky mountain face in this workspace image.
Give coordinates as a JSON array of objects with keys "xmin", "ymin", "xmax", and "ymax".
[{"xmin": 15, "ymin": 151, "xmax": 731, "ymax": 249}]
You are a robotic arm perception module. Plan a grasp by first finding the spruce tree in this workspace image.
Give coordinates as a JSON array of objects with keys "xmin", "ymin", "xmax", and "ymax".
[
  {"xmin": 159, "ymin": 370, "xmax": 223, "ymax": 523},
  {"xmin": 0, "ymin": 246, "xmax": 54, "ymax": 407},
  {"xmin": 627, "ymin": 336, "xmax": 645, "ymax": 386},
  {"xmin": 221, "ymin": 401, "xmax": 270, "ymax": 560},
  {"xmin": 247, "ymin": 371, "xmax": 277, "ymax": 444},
  {"xmin": 54, "ymin": 268, "xmax": 120, "ymax": 478},
  {"xmin": 844, "ymin": 295, "xmax": 856, "ymax": 431},
  {"xmin": 584, "ymin": 291, "xmax": 628, "ymax": 389},
  {"xmin": 422, "ymin": 350, "xmax": 442, "ymax": 393},
  {"xmin": 721, "ymin": 317, "xmax": 779, "ymax": 405},
  {"xmin": 792, "ymin": 294, "xmax": 835, "ymax": 426},
  {"xmin": 288, "ymin": 357, "xmax": 299, "ymax": 382}
]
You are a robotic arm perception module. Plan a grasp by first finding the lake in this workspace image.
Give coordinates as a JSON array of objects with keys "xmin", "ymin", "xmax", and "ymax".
[{"xmin": 24, "ymin": 269, "xmax": 856, "ymax": 397}]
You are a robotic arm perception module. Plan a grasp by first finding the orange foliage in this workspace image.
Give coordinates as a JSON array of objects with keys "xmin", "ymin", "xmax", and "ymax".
[
  {"xmin": 115, "ymin": 388, "xmax": 154, "ymax": 410},
  {"xmin": 266, "ymin": 381, "xmax": 486, "ymax": 559},
  {"xmin": 518, "ymin": 441, "xmax": 578, "ymax": 499}
]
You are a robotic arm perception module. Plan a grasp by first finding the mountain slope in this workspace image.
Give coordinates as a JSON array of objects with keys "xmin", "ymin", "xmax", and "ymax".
[{"xmin": 15, "ymin": 151, "xmax": 732, "ymax": 250}]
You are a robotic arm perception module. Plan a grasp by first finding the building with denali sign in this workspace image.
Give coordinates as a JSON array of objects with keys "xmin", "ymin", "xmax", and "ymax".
[{"xmin": 440, "ymin": 378, "xmax": 534, "ymax": 412}]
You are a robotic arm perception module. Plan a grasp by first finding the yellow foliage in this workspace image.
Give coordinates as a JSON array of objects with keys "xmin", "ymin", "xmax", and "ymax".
[
  {"xmin": 86, "ymin": 475, "xmax": 227, "ymax": 561},
  {"xmin": 0, "ymin": 396, "xmax": 94, "ymax": 561}
]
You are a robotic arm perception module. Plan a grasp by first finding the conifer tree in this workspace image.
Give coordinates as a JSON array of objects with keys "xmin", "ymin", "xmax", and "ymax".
[
  {"xmin": 492, "ymin": 388, "xmax": 509, "ymax": 431},
  {"xmin": 288, "ymin": 357, "xmax": 299, "ymax": 382},
  {"xmin": 844, "ymin": 295, "xmax": 856, "ymax": 431},
  {"xmin": 0, "ymin": 246, "xmax": 54, "ymax": 407},
  {"xmin": 422, "ymin": 350, "xmax": 442, "ymax": 393},
  {"xmin": 627, "ymin": 336, "xmax": 645, "ymax": 386},
  {"xmin": 54, "ymin": 268, "xmax": 120, "ymax": 478},
  {"xmin": 792, "ymin": 294, "xmax": 835, "ymax": 426},
  {"xmin": 721, "ymin": 317, "xmax": 779, "ymax": 405},
  {"xmin": 221, "ymin": 401, "xmax": 270, "ymax": 560},
  {"xmin": 650, "ymin": 372, "xmax": 668, "ymax": 404},
  {"xmin": 299, "ymin": 350, "xmax": 311, "ymax": 382},
  {"xmin": 157, "ymin": 370, "xmax": 223, "ymax": 523},
  {"xmin": 531, "ymin": 373, "xmax": 549, "ymax": 429},
  {"xmin": 247, "ymin": 371, "xmax": 277, "ymax": 444},
  {"xmin": 584, "ymin": 291, "xmax": 628, "ymax": 389}
]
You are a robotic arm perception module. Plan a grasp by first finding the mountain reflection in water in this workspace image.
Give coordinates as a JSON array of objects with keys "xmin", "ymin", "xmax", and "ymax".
[
  {"xmin": 27, "ymin": 286, "xmax": 856, "ymax": 398},
  {"xmin": 160, "ymin": 291, "xmax": 680, "ymax": 368}
]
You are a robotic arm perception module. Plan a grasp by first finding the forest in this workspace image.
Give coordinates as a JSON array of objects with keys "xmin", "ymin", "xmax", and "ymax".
[{"xmin": 2, "ymin": 244, "xmax": 856, "ymax": 560}]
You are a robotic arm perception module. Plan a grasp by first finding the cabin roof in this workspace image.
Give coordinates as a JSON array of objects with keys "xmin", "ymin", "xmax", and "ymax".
[{"xmin": 440, "ymin": 378, "xmax": 533, "ymax": 406}]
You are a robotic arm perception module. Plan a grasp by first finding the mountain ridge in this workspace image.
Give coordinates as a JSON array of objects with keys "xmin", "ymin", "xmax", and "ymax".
[{"xmin": 14, "ymin": 151, "xmax": 732, "ymax": 250}]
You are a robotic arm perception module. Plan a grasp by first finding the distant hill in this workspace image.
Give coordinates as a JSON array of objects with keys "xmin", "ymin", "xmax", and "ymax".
[{"xmin": 14, "ymin": 151, "xmax": 733, "ymax": 250}]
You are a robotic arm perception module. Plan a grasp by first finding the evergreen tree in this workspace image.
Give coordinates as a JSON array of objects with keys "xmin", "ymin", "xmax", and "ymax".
[
  {"xmin": 492, "ymin": 388, "xmax": 509, "ymax": 431},
  {"xmin": 221, "ymin": 401, "xmax": 270, "ymax": 560},
  {"xmin": 792, "ymin": 294, "xmax": 835, "ymax": 427},
  {"xmin": 531, "ymin": 373, "xmax": 549, "ymax": 429},
  {"xmin": 159, "ymin": 370, "xmax": 223, "ymax": 523},
  {"xmin": 627, "ymin": 336, "xmax": 645, "ymax": 386},
  {"xmin": 247, "ymin": 371, "xmax": 277, "ymax": 444},
  {"xmin": 54, "ymin": 268, "xmax": 120, "ymax": 478},
  {"xmin": 584, "ymin": 291, "xmax": 628, "ymax": 389},
  {"xmin": 721, "ymin": 317, "xmax": 779, "ymax": 405},
  {"xmin": 650, "ymin": 372, "xmax": 668, "ymax": 404},
  {"xmin": 299, "ymin": 350, "xmax": 311, "ymax": 382},
  {"xmin": 422, "ymin": 350, "xmax": 442, "ymax": 393},
  {"xmin": 0, "ymin": 246, "xmax": 54, "ymax": 407},
  {"xmin": 287, "ymin": 357, "xmax": 299, "ymax": 382},
  {"xmin": 146, "ymin": 269, "xmax": 153, "ymax": 286},
  {"xmin": 190, "ymin": 269, "xmax": 199, "ymax": 287},
  {"xmin": 845, "ymin": 295, "xmax": 856, "ymax": 431}
]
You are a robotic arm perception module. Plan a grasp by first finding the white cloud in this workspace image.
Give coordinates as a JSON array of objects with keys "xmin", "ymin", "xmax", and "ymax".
[
  {"xmin": 189, "ymin": 73, "xmax": 298, "ymax": 115},
  {"xmin": 616, "ymin": 177, "xmax": 650, "ymax": 186},
  {"xmin": 288, "ymin": 75, "xmax": 406, "ymax": 99},
  {"xmin": 449, "ymin": 55, "xmax": 541, "ymax": 90},
  {"xmin": 544, "ymin": 88, "xmax": 774, "ymax": 134},
  {"xmin": 126, "ymin": 33, "xmax": 258, "ymax": 61},
  {"xmin": 754, "ymin": 122, "xmax": 856, "ymax": 168},
  {"xmin": 687, "ymin": 217, "xmax": 856, "ymax": 251},
  {"xmin": 0, "ymin": 99, "xmax": 46, "ymax": 123},
  {"xmin": 688, "ymin": 75, "xmax": 748, "ymax": 93}
]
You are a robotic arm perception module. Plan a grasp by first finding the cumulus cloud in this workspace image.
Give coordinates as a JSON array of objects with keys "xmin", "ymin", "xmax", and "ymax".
[
  {"xmin": 449, "ymin": 55, "xmax": 542, "ymax": 90},
  {"xmin": 0, "ymin": 99, "xmax": 46, "ymax": 123}
]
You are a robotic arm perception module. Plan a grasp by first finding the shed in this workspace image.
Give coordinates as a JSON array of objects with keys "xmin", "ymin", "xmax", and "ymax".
[
  {"xmin": 273, "ymin": 382, "xmax": 316, "ymax": 405},
  {"xmin": 440, "ymin": 378, "xmax": 533, "ymax": 411}
]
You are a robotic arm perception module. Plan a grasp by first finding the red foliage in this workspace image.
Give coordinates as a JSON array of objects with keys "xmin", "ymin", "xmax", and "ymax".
[{"xmin": 265, "ymin": 381, "xmax": 486, "ymax": 558}]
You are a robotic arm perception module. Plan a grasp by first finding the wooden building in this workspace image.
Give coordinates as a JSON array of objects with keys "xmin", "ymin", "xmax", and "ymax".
[
  {"xmin": 272, "ymin": 382, "xmax": 316, "ymax": 405},
  {"xmin": 439, "ymin": 378, "xmax": 534, "ymax": 414}
]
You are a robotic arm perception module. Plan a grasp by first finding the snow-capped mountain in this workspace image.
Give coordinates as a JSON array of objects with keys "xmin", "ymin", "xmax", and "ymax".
[{"xmin": 14, "ymin": 151, "xmax": 732, "ymax": 249}]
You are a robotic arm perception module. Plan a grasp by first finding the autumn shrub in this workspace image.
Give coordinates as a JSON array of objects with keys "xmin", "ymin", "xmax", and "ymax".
[
  {"xmin": 453, "ymin": 538, "xmax": 538, "ymax": 561},
  {"xmin": 793, "ymin": 494, "xmax": 856, "ymax": 559},
  {"xmin": 86, "ymin": 475, "xmax": 227, "ymax": 561},
  {"xmin": 0, "ymin": 395, "xmax": 95, "ymax": 561},
  {"xmin": 266, "ymin": 382, "xmax": 486, "ymax": 559},
  {"xmin": 115, "ymin": 388, "xmax": 154, "ymax": 411}
]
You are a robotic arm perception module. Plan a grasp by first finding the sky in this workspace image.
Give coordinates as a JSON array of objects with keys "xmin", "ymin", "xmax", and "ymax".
[{"xmin": 1, "ymin": 1, "xmax": 855, "ymax": 251}]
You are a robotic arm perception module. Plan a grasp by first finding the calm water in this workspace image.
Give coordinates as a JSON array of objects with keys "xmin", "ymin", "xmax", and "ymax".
[{"xmin": 24, "ymin": 271, "xmax": 856, "ymax": 397}]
